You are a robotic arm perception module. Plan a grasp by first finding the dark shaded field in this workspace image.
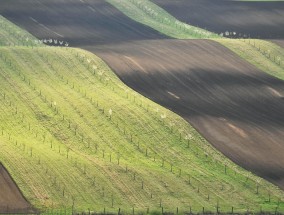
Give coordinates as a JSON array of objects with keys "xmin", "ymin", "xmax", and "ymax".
[
  {"xmin": 1, "ymin": 0, "xmax": 284, "ymax": 197},
  {"xmin": 0, "ymin": 0, "xmax": 166, "ymax": 46},
  {"xmin": 94, "ymin": 39, "xmax": 284, "ymax": 190},
  {"xmin": 153, "ymin": 0, "xmax": 284, "ymax": 39},
  {"xmin": 273, "ymin": 40, "xmax": 284, "ymax": 49},
  {"xmin": 0, "ymin": 164, "xmax": 33, "ymax": 213}
]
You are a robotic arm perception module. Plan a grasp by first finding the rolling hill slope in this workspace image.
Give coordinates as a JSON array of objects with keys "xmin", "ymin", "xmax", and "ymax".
[
  {"xmin": 152, "ymin": 0, "xmax": 284, "ymax": 39},
  {"xmin": 106, "ymin": 0, "xmax": 219, "ymax": 39},
  {"xmin": 93, "ymin": 0, "xmax": 284, "ymax": 191},
  {"xmin": 0, "ymin": 0, "xmax": 167, "ymax": 46},
  {"xmin": 0, "ymin": 16, "xmax": 284, "ymax": 214},
  {"xmin": 216, "ymin": 38, "xmax": 284, "ymax": 80},
  {"xmin": 1, "ymin": 0, "xmax": 284, "ymax": 196}
]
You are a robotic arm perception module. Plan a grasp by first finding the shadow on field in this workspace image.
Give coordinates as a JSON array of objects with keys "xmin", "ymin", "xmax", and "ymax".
[
  {"xmin": 1, "ymin": 0, "xmax": 284, "ymax": 192},
  {"xmin": 0, "ymin": 0, "xmax": 167, "ymax": 47},
  {"xmin": 153, "ymin": 0, "xmax": 284, "ymax": 39},
  {"xmin": 93, "ymin": 39, "xmax": 284, "ymax": 190}
]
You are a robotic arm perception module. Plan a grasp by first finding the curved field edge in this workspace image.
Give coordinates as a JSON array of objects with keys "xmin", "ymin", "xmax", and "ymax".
[
  {"xmin": 215, "ymin": 38, "xmax": 284, "ymax": 81},
  {"xmin": 0, "ymin": 16, "xmax": 283, "ymax": 213},
  {"xmin": 106, "ymin": 0, "xmax": 284, "ymax": 79},
  {"xmin": 0, "ymin": 163, "xmax": 35, "ymax": 213},
  {"xmin": 0, "ymin": 16, "xmax": 42, "ymax": 47},
  {"xmin": 105, "ymin": 0, "xmax": 220, "ymax": 39},
  {"xmin": 2, "ymin": 45, "xmax": 283, "ymax": 213}
]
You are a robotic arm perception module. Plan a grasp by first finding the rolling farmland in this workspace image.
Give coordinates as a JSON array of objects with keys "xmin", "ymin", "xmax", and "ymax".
[
  {"xmin": 0, "ymin": 0, "xmax": 166, "ymax": 46},
  {"xmin": 0, "ymin": 0, "xmax": 284, "ymax": 214},
  {"xmin": 94, "ymin": 39, "xmax": 284, "ymax": 191},
  {"xmin": 1, "ymin": 17, "xmax": 283, "ymax": 213},
  {"xmin": 152, "ymin": 0, "xmax": 284, "ymax": 39},
  {"xmin": 2, "ymin": 0, "xmax": 283, "ymax": 190}
]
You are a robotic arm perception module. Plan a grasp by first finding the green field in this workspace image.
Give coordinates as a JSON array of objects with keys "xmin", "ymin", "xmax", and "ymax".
[
  {"xmin": 106, "ymin": 0, "xmax": 220, "ymax": 39},
  {"xmin": 216, "ymin": 38, "xmax": 284, "ymax": 80},
  {"xmin": 0, "ymin": 15, "xmax": 284, "ymax": 214},
  {"xmin": 0, "ymin": 17, "xmax": 42, "ymax": 47}
]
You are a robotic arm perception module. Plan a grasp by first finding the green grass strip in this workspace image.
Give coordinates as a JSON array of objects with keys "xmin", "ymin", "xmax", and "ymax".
[{"xmin": 106, "ymin": 0, "xmax": 220, "ymax": 39}]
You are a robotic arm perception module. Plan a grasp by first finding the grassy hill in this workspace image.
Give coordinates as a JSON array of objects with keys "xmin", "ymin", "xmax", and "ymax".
[
  {"xmin": 0, "ymin": 16, "xmax": 42, "ymax": 47},
  {"xmin": 106, "ymin": 0, "xmax": 220, "ymax": 39},
  {"xmin": 0, "ymin": 15, "xmax": 284, "ymax": 214},
  {"xmin": 216, "ymin": 38, "xmax": 284, "ymax": 80}
]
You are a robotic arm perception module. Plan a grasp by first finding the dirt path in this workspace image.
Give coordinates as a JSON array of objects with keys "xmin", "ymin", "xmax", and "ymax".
[
  {"xmin": 153, "ymin": 0, "xmax": 284, "ymax": 39},
  {"xmin": 1, "ymin": 0, "xmax": 284, "ymax": 192},
  {"xmin": 0, "ymin": 163, "xmax": 33, "ymax": 213}
]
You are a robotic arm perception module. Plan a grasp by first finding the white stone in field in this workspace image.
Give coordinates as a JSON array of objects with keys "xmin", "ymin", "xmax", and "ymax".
[
  {"xmin": 185, "ymin": 134, "xmax": 192, "ymax": 140},
  {"xmin": 160, "ymin": 114, "xmax": 166, "ymax": 119}
]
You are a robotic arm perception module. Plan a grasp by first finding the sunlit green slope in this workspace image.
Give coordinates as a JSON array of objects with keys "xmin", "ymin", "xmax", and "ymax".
[
  {"xmin": 106, "ymin": 0, "xmax": 219, "ymax": 39},
  {"xmin": 0, "ymin": 15, "xmax": 283, "ymax": 214}
]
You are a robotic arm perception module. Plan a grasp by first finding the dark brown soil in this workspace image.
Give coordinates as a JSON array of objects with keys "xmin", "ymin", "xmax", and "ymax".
[
  {"xmin": 0, "ymin": 0, "xmax": 166, "ymax": 47},
  {"xmin": 1, "ymin": 0, "xmax": 284, "ymax": 193},
  {"xmin": 0, "ymin": 163, "xmax": 34, "ymax": 213},
  {"xmin": 93, "ymin": 39, "xmax": 284, "ymax": 190},
  {"xmin": 272, "ymin": 40, "xmax": 284, "ymax": 49},
  {"xmin": 153, "ymin": 0, "xmax": 284, "ymax": 39}
]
